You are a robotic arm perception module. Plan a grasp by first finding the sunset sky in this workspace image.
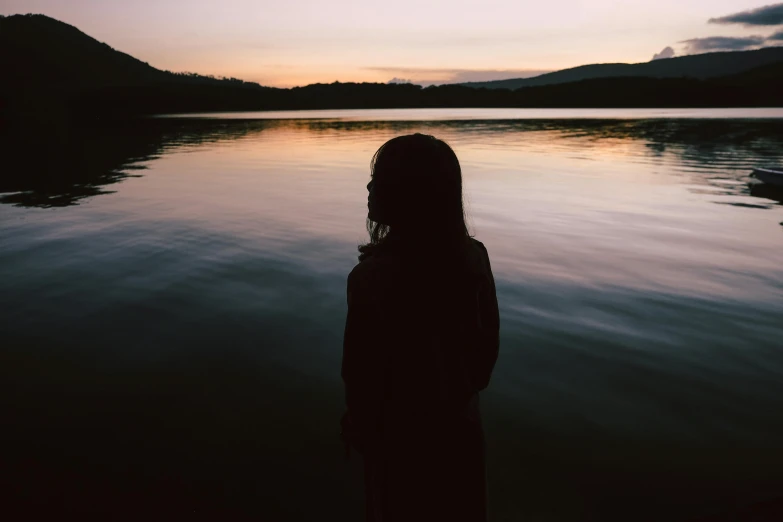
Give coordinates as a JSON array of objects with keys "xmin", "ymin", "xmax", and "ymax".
[{"xmin": 3, "ymin": 1, "xmax": 783, "ymax": 87}]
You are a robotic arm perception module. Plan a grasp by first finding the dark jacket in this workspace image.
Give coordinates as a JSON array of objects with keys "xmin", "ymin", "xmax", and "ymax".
[{"xmin": 342, "ymin": 238, "xmax": 500, "ymax": 522}]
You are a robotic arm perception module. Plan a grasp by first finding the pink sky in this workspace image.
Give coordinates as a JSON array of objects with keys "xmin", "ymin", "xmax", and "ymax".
[{"xmin": 2, "ymin": 0, "xmax": 780, "ymax": 87}]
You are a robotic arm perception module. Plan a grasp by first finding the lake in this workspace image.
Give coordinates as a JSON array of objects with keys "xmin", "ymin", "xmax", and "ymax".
[{"xmin": 2, "ymin": 108, "xmax": 783, "ymax": 521}]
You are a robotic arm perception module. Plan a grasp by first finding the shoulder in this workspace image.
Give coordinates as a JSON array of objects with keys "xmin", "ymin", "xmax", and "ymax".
[
  {"xmin": 470, "ymin": 238, "xmax": 488, "ymax": 255},
  {"xmin": 466, "ymin": 238, "xmax": 495, "ymax": 285},
  {"xmin": 468, "ymin": 238, "xmax": 492, "ymax": 267},
  {"xmin": 347, "ymin": 255, "xmax": 398, "ymax": 293},
  {"xmin": 346, "ymin": 256, "xmax": 403, "ymax": 313}
]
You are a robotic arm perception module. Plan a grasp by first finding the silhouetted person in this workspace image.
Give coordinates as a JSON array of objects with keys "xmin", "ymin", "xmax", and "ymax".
[{"xmin": 341, "ymin": 134, "xmax": 500, "ymax": 521}]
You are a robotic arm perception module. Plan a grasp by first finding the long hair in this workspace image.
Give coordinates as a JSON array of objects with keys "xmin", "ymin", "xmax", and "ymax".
[{"xmin": 359, "ymin": 134, "xmax": 470, "ymax": 261}]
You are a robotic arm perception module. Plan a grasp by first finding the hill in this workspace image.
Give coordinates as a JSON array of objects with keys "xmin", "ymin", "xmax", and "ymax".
[
  {"xmin": 458, "ymin": 47, "xmax": 783, "ymax": 90},
  {"xmin": 0, "ymin": 14, "xmax": 276, "ymax": 90},
  {"xmin": 0, "ymin": 13, "xmax": 167, "ymax": 90},
  {"xmin": 0, "ymin": 14, "xmax": 281, "ymax": 115},
  {"xmin": 1, "ymin": 13, "xmax": 783, "ymax": 117},
  {"xmin": 715, "ymin": 60, "xmax": 783, "ymax": 87}
]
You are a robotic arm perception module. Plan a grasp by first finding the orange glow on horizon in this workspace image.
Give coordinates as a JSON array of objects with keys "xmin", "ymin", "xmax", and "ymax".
[{"xmin": 2, "ymin": 0, "xmax": 775, "ymax": 88}]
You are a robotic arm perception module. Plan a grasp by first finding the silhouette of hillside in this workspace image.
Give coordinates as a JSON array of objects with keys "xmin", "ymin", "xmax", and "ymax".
[
  {"xmin": 0, "ymin": 14, "xmax": 168, "ymax": 90},
  {"xmin": 0, "ymin": 14, "xmax": 280, "ymax": 117},
  {"xmin": 0, "ymin": 14, "xmax": 271, "ymax": 91},
  {"xmin": 2, "ymin": 13, "xmax": 783, "ymax": 117},
  {"xmin": 501, "ymin": 63, "xmax": 783, "ymax": 107},
  {"xmin": 715, "ymin": 60, "xmax": 783, "ymax": 87},
  {"xmin": 459, "ymin": 47, "xmax": 783, "ymax": 90}
]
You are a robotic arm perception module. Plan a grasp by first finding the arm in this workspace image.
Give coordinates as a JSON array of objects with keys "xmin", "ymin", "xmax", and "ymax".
[
  {"xmin": 474, "ymin": 245, "xmax": 500, "ymax": 391},
  {"xmin": 341, "ymin": 267, "xmax": 387, "ymax": 453}
]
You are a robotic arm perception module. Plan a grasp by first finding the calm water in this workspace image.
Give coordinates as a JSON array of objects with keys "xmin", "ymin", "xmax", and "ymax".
[{"xmin": 2, "ymin": 109, "xmax": 783, "ymax": 521}]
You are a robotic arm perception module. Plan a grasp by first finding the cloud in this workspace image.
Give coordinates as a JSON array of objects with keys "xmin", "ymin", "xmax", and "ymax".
[
  {"xmin": 680, "ymin": 36, "xmax": 767, "ymax": 53},
  {"xmin": 709, "ymin": 3, "xmax": 783, "ymax": 26},
  {"xmin": 367, "ymin": 67, "xmax": 553, "ymax": 86},
  {"xmin": 652, "ymin": 46, "xmax": 676, "ymax": 60},
  {"xmin": 387, "ymin": 77, "xmax": 413, "ymax": 84},
  {"xmin": 769, "ymin": 30, "xmax": 783, "ymax": 40}
]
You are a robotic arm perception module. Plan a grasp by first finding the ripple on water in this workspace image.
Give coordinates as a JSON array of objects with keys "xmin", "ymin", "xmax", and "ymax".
[{"xmin": 2, "ymin": 112, "xmax": 783, "ymax": 520}]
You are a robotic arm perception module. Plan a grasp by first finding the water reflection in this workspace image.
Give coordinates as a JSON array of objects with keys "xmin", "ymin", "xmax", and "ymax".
[
  {"xmin": 0, "ymin": 120, "xmax": 263, "ymax": 207},
  {"xmin": 3, "ymin": 116, "xmax": 783, "ymax": 208},
  {"xmin": 2, "ymin": 111, "xmax": 783, "ymax": 521}
]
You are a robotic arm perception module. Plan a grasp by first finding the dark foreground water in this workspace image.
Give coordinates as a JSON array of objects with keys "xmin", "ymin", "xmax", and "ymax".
[{"xmin": 2, "ymin": 109, "xmax": 783, "ymax": 521}]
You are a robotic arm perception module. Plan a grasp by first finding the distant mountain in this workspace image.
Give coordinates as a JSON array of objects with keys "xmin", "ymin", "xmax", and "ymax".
[
  {"xmin": 0, "ymin": 14, "xmax": 274, "ymax": 90},
  {"xmin": 458, "ymin": 47, "xmax": 783, "ymax": 90},
  {"xmin": 0, "ymin": 14, "xmax": 281, "ymax": 115},
  {"xmin": 1, "ymin": 13, "xmax": 783, "ymax": 117},
  {"xmin": 0, "ymin": 13, "xmax": 168, "ymax": 90},
  {"xmin": 715, "ymin": 60, "xmax": 783, "ymax": 87}
]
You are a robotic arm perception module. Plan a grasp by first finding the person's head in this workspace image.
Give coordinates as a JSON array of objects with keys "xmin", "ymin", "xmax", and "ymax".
[{"xmin": 360, "ymin": 133, "xmax": 469, "ymax": 259}]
